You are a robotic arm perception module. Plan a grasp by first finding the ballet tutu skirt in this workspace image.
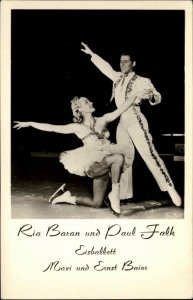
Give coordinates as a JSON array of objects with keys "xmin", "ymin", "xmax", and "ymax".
[{"xmin": 59, "ymin": 135, "xmax": 132, "ymax": 177}]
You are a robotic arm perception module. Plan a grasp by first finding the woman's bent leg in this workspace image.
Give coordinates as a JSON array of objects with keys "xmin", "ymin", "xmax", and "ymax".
[
  {"xmin": 76, "ymin": 175, "xmax": 109, "ymax": 208},
  {"xmin": 105, "ymin": 154, "xmax": 125, "ymax": 215},
  {"xmin": 107, "ymin": 154, "xmax": 124, "ymax": 183},
  {"xmin": 80, "ymin": 154, "xmax": 124, "ymax": 212},
  {"xmin": 53, "ymin": 153, "xmax": 124, "ymax": 211},
  {"xmin": 87, "ymin": 154, "xmax": 124, "ymax": 183}
]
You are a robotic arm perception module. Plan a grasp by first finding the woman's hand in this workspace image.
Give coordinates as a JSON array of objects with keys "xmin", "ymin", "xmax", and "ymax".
[
  {"xmin": 81, "ymin": 42, "xmax": 94, "ymax": 56},
  {"xmin": 13, "ymin": 121, "xmax": 31, "ymax": 130}
]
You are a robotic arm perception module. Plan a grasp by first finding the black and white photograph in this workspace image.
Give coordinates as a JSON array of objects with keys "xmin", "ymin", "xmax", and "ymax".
[
  {"xmin": 1, "ymin": 1, "xmax": 192, "ymax": 299},
  {"xmin": 11, "ymin": 8, "xmax": 185, "ymax": 219}
]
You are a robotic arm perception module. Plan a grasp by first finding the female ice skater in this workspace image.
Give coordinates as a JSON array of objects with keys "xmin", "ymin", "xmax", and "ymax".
[{"xmin": 14, "ymin": 92, "xmax": 152, "ymax": 215}]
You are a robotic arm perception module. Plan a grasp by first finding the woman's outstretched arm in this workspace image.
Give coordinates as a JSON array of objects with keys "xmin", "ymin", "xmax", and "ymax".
[
  {"xmin": 101, "ymin": 89, "xmax": 153, "ymax": 124},
  {"xmin": 100, "ymin": 95, "xmax": 137, "ymax": 124},
  {"xmin": 13, "ymin": 121, "xmax": 80, "ymax": 134}
]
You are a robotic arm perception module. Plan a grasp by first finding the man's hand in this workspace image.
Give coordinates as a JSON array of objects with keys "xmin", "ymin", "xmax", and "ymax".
[
  {"xmin": 134, "ymin": 89, "xmax": 154, "ymax": 105},
  {"xmin": 81, "ymin": 42, "xmax": 94, "ymax": 56},
  {"xmin": 149, "ymin": 94, "xmax": 161, "ymax": 105}
]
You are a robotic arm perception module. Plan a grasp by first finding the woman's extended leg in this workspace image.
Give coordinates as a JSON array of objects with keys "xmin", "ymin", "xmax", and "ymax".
[{"xmin": 51, "ymin": 175, "xmax": 109, "ymax": 208}]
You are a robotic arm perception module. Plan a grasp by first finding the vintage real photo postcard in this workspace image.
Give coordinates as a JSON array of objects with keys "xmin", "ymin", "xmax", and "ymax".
[{"xmin": 1, "ymin": 0, "xmax": 193, "ymax": 299}]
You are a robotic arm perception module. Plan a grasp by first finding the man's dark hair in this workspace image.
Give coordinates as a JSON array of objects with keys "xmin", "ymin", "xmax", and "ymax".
[{"xmin": 120, "ymin": 51, "xmax": 136, "ymax": 62}]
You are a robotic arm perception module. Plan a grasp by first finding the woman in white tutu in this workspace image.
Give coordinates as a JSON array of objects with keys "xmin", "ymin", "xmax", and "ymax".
[{"xmin": 14, "ymin": 92, "xmax": 150, "ymax": 215}]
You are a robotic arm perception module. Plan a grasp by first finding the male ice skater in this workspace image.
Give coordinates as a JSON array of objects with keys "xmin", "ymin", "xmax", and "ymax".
[{"xmin": 81, "ymin": 42, "xmax": 181, "ymax": 206}]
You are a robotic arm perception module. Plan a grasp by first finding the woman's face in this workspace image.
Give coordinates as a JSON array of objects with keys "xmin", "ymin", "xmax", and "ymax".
[{"xmin": 78, "ymin": 97, "xmax": 95, "ymax": 113}]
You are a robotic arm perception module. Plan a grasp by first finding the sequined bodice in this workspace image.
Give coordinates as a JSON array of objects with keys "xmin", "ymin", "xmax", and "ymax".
[{"xmin": 81, "ymin": 119, "xmax": 110, "ymax": 146}]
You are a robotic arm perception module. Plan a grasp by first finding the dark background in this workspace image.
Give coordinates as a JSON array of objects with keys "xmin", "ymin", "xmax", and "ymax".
[{"xmin": 11, "ymin": 10, "xmax": 184, "ymax": 198}]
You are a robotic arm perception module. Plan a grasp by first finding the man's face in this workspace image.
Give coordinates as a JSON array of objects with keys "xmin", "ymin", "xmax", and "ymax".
[{"xmin": 120, "ymin": 55, "xmax": 135, "ymax": 74}]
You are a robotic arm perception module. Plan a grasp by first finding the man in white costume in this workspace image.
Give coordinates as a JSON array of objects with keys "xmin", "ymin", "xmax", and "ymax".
[{"xmin": 81, "ymin": 42, "xmax": 181, "ymax": 206}]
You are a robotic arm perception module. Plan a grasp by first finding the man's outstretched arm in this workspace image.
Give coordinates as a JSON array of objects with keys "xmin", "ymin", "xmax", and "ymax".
[{"xmin": 81, "ymin": 42, "xmax": 119, "ymax": 81}]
